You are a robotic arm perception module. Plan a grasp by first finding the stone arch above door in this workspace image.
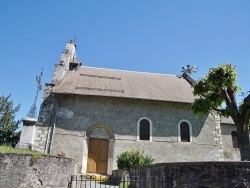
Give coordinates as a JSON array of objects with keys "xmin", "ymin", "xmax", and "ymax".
[
  {"xmin": 85, "ymin": 124, "xmax": 115, "ymax": 174},
  {"xmin": 86, "ymin": 124, "xmax": 115, "ymax": 139}
]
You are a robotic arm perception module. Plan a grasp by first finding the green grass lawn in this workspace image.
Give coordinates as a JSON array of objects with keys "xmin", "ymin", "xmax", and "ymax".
[
  {"xmin": 0, "ymin": 145, "xmax": 41, "ymax": 154},
  {"xmin": 119, "ymin": 182, "xmax": 130, "ymax": 188}
]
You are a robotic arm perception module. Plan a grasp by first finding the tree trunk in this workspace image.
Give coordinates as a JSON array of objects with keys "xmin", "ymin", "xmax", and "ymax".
[{"xmin": 236, "ymin": 120, "xmax": 250, "ymax": 160}]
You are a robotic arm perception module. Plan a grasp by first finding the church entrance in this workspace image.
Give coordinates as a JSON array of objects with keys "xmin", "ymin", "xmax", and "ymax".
[{"xmin": 87, "ymin": 138, "xmax": 109, "ymax": 174}]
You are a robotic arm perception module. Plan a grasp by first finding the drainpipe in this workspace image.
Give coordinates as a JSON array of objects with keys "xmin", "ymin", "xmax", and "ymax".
[
  {"xmin": 44, "ymin": 126, "xmax": 50, "ymax": 154},
  {"xmin": 49, "ymin": 104, "xmax": 59, "ymax": 154}
]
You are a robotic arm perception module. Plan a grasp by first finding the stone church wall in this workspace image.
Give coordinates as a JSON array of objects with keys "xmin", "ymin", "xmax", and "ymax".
[
  {"xmin": 221, "ymin": 123, "xmax": 241, "ymax": 161},
  {"xmin": 47, "ymin": 94, "xmax": 224, "ymax": 173},
  {"xmin": 30, "ymin": 41, "xmax": 235, "ymax": 175},
  {"xmin": 33, "ymin": 125, "xmax": 49, "ymax": 153}
]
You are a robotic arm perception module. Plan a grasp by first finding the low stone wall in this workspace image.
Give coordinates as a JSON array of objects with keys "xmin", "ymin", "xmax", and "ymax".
[
  {"xmin": 0, "ymin": 153, "xmax": 76, "ymax": 188},
  {"xmin": 112, "ymin": 162, "xmax": 250, "ymax": 188}
]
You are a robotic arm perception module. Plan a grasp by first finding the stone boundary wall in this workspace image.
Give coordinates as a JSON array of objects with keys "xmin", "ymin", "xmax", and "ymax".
[
  {"xmin": 0, "ymin": 153, "xmax": 76, "ymax": 188},
  {"xmin": 112, "ymin": 162, "xmax": 250, "ymax": 187}
]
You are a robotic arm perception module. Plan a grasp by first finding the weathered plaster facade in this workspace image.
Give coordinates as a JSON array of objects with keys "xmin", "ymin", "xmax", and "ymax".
[
  {"xmin": 28, "ymin": 41, "xmax": 238, "ymax": 175},
  {"xmin": 47, "ymin": 95, "xmax": 224, "ymax": 173},
  {"xmin": 221, "ymin": 123, "xmax": 241, "ymax": 161}
]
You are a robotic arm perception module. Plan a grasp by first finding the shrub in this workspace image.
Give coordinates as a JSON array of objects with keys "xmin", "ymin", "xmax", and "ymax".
[
  {"xmin": 31, "ymin": 154, "xmax": 42, "ymax": 166},
  {"xmin": 58, "ymin": 151, "xmax": 66, "ymax": 158},
  {"xmin": 116, "ymin": 149, "xmax": 154, "ymax": 170}
]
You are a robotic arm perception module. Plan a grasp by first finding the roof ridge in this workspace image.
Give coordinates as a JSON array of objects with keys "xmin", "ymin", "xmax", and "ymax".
[{"xmin": 80, "ymin": 65, "xmax": 178, "ymax": 77}]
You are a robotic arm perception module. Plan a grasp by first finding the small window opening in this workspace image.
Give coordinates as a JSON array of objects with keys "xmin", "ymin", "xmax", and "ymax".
[
  {"xmin": 140, "ymin": 119, "xmax": 150, "ymax": 140},
  {"xmin": 180, "ymin": 122, "xmax": 190, "ymax": 142},
  {"xmin": 231, "ymin": 131, "xmax": 239, "ymax": 148}
]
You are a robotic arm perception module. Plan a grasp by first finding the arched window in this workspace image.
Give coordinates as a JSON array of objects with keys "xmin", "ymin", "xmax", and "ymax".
[
  {"xmin": 137, "ymin": 117, "xmax": 152, "ymax": 141},
  {"xmin": 180, "ymin": 122, "xmax": 190, "ymax": 142},
  {"xmin": 140, "ymin": 119, "xmax": 150, "ymax": 140},
  {"xmin": 178, "ymin": 120, "xmax": 192, "ymax": 142},
  {"xmin": 231, "ymin": 131, "xmax": 239, "ymax": 148}
]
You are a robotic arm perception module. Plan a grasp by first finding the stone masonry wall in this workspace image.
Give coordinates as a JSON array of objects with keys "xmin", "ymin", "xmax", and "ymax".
[
  {"xmin": 113, "ymin": 162, "xmax": 250, "ymax": 188},
  {"xmin": 34, "ymin": 41, "xmax": 77, "ymax": 155},
  {"xmin": 214, "ymin": 114, "xmax": 225, "ymax": 161},
  {"xmin": 35, "ymin": 85, "xmax": 58, "ymax": 154},
  {"xmin": 33, "ymin": 125, "xmax": 49, "ymax": 153},
  {"xmin": 38, "ymin": 84, "xmax": 57, "ymax": 126},
  {"xmin": 51, "ymin": 94, "xmax": 224, "ymax": 173},
  {"xmin": 0, "ymin": 153, "xmax": 76, "ymax": 188},
  {"xmin": 52, "ymin": 41, "xmax": 76, "ymax": 84}
]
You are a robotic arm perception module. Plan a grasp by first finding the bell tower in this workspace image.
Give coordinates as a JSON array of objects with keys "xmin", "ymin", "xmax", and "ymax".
[{"xmin": 52, "ymin": 40, "xmax": 81, "ymax": 84}]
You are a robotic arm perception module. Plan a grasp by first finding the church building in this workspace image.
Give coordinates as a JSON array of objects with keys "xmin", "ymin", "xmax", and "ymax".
[{"xmin": 17, "ymin": 41, "xmax": 240, "ymax": 175}]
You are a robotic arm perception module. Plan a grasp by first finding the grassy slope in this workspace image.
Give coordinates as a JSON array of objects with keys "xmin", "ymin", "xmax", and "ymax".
[{"xmin": 0, "ymin": 145, "xmax": 41, "ymax": 154}]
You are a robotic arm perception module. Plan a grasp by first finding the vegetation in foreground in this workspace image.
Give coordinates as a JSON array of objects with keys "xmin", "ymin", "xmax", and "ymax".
[
  {"xmin": 0, "ymin": 94, "xmax": 21, "ymax": 147},
  {"xmin": 191, "ymin": 63, "xmax": 250, "ymax": 160},
  {"xmin": 117, "ymin": 149, "xmax": 154, "ymax": 170},
  {"xmin": 0, "ymin": 144, "xmax": 41, "ymax": 155},
  {"xmin": 119, "ymin": 182, "xmax": 129, "ymax": 188}
]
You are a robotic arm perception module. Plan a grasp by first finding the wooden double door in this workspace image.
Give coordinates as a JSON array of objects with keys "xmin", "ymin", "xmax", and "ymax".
[{"xmin": 87, "ymin": 138, "xmax": 109, "ymax": 174}]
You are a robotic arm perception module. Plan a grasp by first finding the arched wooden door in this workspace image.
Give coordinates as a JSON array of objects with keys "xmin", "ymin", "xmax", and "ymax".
[{"xmin": 87, "ymin": 138, "xmax": 109, "ymax": 174}]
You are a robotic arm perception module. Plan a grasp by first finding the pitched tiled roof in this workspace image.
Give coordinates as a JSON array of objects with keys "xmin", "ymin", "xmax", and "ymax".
[{"xmin": 53, "ymin": 66, "xmax": 195, "ymax": 103}]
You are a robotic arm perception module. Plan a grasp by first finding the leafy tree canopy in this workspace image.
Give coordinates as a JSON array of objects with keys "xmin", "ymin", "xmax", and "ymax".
[
  {"xmin": 0, "ymin": 94, "xmax": 21, "ymax": 146},
  {"xmin": 191, "ymin": 63, "xmax": 250, "ymax": 154},
  {"xmin": 191, "ymin": 64, "xmax": 249, "ymax": 118}
]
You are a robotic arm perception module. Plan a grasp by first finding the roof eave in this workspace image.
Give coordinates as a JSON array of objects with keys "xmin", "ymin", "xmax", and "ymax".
[{"xmin": 52, "ymin": 91, "xmax": 194, "ymax": 104}]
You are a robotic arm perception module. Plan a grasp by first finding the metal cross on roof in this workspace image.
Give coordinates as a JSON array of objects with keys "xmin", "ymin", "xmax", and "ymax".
[{"xmin": 181, "ymin": 65, "xmax": 197, "ymax": 75}]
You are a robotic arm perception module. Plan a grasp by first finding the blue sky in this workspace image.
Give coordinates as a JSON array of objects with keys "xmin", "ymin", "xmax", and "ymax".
[{"xmin": 0, "ymin": 1, "xmax": 249, "ymax": 125}]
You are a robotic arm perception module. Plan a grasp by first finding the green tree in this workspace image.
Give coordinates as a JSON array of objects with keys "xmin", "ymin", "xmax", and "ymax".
[
  {"xmin": 116, "ymin": 149, "xmax": 154, "ymax": 170},
  {"xmin": 0, "ymin": 94, "xmax": 21, "ymax": 147},
  {"xmin": 191, "ymin": 64, "xmax": 250, "ymax": 160}
]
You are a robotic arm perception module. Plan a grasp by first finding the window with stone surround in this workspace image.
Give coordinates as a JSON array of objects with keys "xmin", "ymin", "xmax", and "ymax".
[
  {"xmin": 137, "ymin": 117, "xmax": 152, "ymax": 141},
  {"xmin": 178, "ymin": 120, "xmax": 192, "ymax": 142}
]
